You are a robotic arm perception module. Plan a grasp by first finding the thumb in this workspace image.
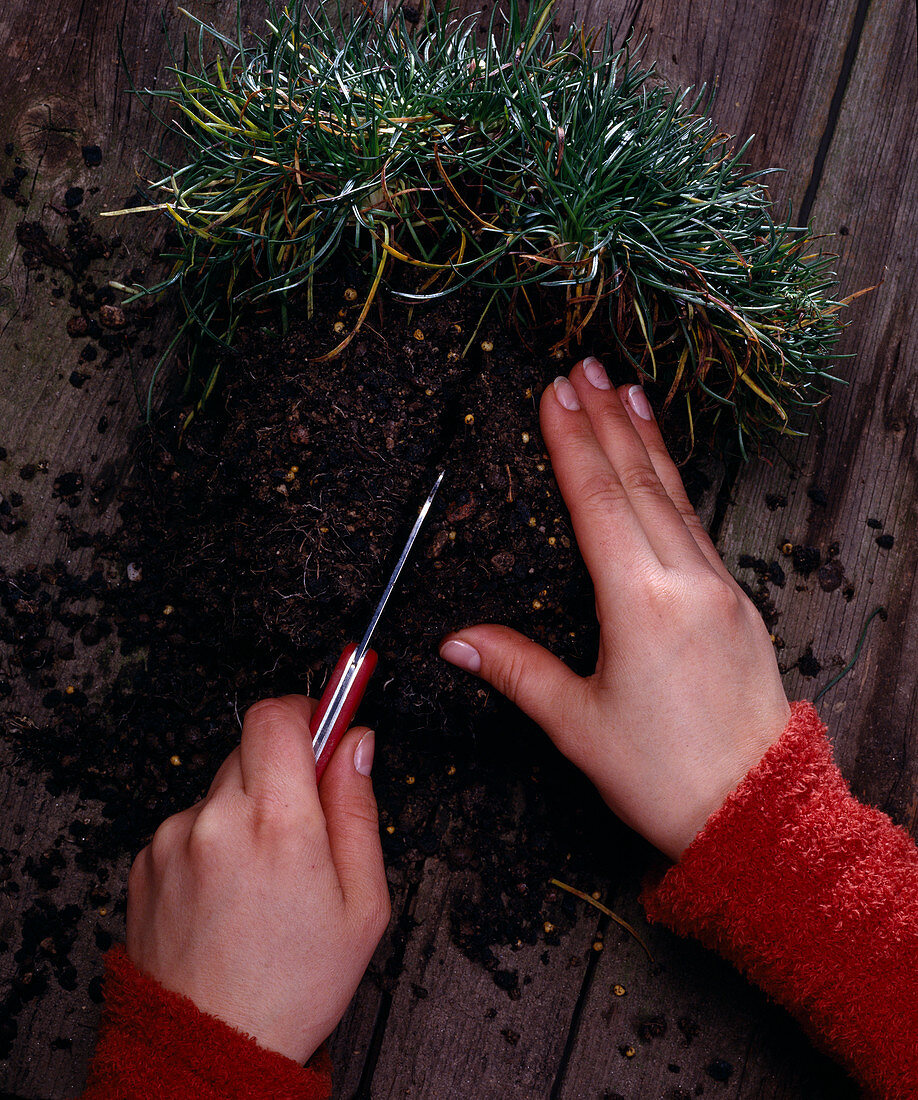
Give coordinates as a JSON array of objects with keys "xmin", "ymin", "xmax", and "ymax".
[
  {"xmin": 319, "ymin": 726, "xmax": 388, "ymax": 917},
  {"xmin": 439, "ymin": 624, "xmax": 583, "ymax": 737}
]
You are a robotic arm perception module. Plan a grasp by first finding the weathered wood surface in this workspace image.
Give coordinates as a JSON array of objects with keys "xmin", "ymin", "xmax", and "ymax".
[
  {"xmin": 0, "ymin": 0, "xmax": 915, "ymax": 1096},
  {"xmin": 0, "ymin": 5, "xmax": 264, "ymax": 1096}
]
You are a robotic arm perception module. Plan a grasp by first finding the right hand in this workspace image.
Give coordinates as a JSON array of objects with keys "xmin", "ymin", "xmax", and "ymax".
[
  {"xmin": 440, "ymin": 357, "xmax": 791, "ymax": 862},
  {"xmin": 126, "ymin": 695, "xmax": 389, "ymax": 1064}
]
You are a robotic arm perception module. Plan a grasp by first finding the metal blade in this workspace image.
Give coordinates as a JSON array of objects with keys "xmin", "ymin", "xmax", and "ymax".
[{"xmin": 353, "ymin": 469, "xmax": 446, "ymax": 662}]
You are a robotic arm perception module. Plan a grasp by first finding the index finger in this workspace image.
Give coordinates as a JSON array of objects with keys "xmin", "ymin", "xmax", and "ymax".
[
  {"xmin": 540, "ymin": 375, "xmax": 658, "ymax": 609},
  {"xmin": 238, "ymin": 694, "xmax": 320, "ymax": 810}
]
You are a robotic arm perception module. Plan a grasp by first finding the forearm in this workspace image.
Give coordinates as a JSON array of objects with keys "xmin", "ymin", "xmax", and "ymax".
[
  {"xmin": 81, "ymin": 946, "xmax": 332, "ymax": 1100},
  {"xmin": 642, "ymin": 701, "xmax": 918, "ymax": 1100}
]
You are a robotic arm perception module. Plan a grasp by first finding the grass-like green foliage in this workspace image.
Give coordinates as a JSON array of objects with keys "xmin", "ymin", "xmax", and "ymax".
[{"xmin": 117, "ymin": 0, "xmax": 849, "ymax": 453}]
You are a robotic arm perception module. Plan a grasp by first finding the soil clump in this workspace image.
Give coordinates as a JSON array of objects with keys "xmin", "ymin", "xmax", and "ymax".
[{"xmin": 3, "ymin": 270, "xmax": 704, "ymax": 1002}]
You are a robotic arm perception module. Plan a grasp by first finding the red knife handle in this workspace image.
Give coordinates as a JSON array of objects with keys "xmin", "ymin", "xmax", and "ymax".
[{"xmin": 312, "ymin": 643, "xmax": 378, "ymax": 781}]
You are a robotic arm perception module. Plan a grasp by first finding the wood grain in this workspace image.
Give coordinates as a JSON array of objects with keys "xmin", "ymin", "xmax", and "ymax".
[
  {"xmin": 366, "ymin": 858, "xmax": 599, "ymax": 1099},
  {"xmin": 0, "ymin": 4, "xmax": 263, "ymax": 1095},
  {"xmin": 405, "ymin": 0, "xmax": 907, "ymax": 1096},
  {"xmin": 557, "ymin": 876, "xmax": 858, "ymax": 1100},
  {"xmin": 718, "ymin": 0, "xmax": 918, "ymax": 815},
  {"xmin": 556, "ymin": 0, "xmax": 918, "ymax": 1094},
  {"xmin": 1, "ymin": 0, "xmax": 915, "ymax": 1097}
]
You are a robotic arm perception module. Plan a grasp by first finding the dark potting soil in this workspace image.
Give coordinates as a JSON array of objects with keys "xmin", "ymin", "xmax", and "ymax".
[{"xmin": 2, "ymin": 269, "xmax": 715, "ymax": 1002}]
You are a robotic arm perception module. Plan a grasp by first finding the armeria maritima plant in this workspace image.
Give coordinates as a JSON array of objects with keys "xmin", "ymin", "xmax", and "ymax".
[{"xmin": 112, "ymin": 0, "xmax": 853, "ymax": 454}]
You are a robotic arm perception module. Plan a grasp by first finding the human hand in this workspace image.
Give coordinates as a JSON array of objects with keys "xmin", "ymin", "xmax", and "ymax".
[
  {"xmin": 125, "ymin": 695, "xmax": 389, "ymax": 1064},
  {"xmin": 440, "ymin": 357, "xmax": 790, "ymax": 861}
]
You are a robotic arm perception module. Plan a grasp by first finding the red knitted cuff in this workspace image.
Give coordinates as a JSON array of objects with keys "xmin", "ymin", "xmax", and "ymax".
[
  {"xmin": 642, "ymin": 701, "xmax": 918, "ymax": 1099},
  {"xmin": 81, "ymin": 945, "xmax": 332, "ymax": 1100}
]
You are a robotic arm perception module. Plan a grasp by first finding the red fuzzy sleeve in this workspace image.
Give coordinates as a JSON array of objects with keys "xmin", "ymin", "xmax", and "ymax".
[
  {"xmin": 80, "ymin": 945, "xmax": 332, "ymax": 1100},
  {"xmin": 641, "ymin": 701, "xmax": 918, "ymax": 1100}
]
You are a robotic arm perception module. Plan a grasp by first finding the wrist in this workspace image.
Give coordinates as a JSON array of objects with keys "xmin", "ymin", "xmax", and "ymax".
[{"xmin": 664, "ymin": 702, "xmax": 792, "ymax": 861}]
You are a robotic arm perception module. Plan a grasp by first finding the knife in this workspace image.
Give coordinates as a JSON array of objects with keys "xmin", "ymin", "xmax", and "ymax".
[{"xmin": 311, "ymin": 469, "xmax": 445, "ymax": 779}]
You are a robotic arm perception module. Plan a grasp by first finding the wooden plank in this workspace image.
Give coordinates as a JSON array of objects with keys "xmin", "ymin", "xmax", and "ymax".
[
  {"xmin": 362, "ymin": 855, "xmax": 599, "ymax": 1099},
  {"xmin": 326, "ymin": 6, "xmax": 738, "ymax": 1087},
  {"xmin": 717, "ymin": 0, "xmax": 918, "ymax": 814},
  {"xmin": 327, "ymin": 755, "xmax": 612, "ymax": 1098},
  {"xmin": 328, "ymin": 848, "xmax": 432, "ymax": 1097},
  {"xmin": 555, "ymin": 0, "xmax": 866, "ymax": 212},
  {"xmin": 367, "ymin": 0, "xmax": 877, "ymax": 1096},
  {"xmin": 0, "ymin": 758, "xmax": 133, "ymax": 1100},
  {"xmin": 0, "ymin": 4, "xmax": 266, "ymax": 1095},
  {"xmin": 556, "ymin": 0, "xmax": 918, "ymax": 1095},
  {"xmin": 1, "ymin": 2, "xmax": 912, "ymax": 1099},
  {"xmin": 0, "ymin": 3, "xmax": 265, "ymax": 574},
  {"xmin": 713, "ymin": 1, "xmax": 918, "ymax": 1073},
  {"xmin": 556, "ymin": 872, "xmax": 858, "ymax": 1099}
]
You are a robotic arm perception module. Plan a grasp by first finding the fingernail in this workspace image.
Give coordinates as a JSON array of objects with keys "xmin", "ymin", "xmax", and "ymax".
[
  {"xmin": 627, "ymin": 385, "xmax": 653, "ymax": 420},
  {"xmin": 354, "ymin": 730, "xmax": 375, "ymax": 776},
  {"xmin": 439, "ymin": 638, "xmax": 482, "ymax": 674},
  {"xmin": 552, "ymin": 376, "xmax": 580, "ymax": 411},
  {"xmin": 583, "ymin": 356, "xmax": 611, "ymax": 390}
]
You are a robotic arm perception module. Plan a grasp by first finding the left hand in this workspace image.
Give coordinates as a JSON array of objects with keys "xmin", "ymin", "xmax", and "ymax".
[
  {"xmin": 439, "ymin": 359, "xmax": 789, "ymax": 861},
  {"xmin": 126, "ymin": 694, "xmax": 390, "ymax": 1064}
]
